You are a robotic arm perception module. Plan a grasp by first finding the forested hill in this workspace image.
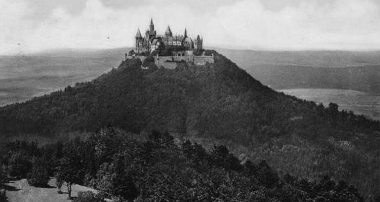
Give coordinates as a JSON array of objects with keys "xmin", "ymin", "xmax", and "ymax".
[{"xmin": 1, "ymin": 51, "xmax": 380, "ymax": 199}]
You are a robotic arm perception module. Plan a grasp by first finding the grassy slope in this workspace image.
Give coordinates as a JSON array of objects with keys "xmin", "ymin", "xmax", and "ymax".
[{"xmin": 5, "ymin": 178, "xmax": 96, "ymax": 202}]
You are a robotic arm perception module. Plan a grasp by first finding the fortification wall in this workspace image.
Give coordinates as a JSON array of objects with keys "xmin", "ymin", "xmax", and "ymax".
[
  {"xmin": 125, "ymin": 54, "xmax": 214, "ymax": 69},
  {"xmin": 160, "ymin": 61, "xmax": 178, "ymax": 69},
  {"xmin": 193, "ymin": 56, "xmax": 215, "ymax": 65},
  {"xmin": 125, "ymin": 55, "xmax": 147, "ymax": 61}
]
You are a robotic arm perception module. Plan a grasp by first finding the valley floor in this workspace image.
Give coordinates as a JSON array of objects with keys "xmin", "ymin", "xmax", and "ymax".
[{"xmin": 5, "ymin": 178, "xmax": 97, "ymax": 202}]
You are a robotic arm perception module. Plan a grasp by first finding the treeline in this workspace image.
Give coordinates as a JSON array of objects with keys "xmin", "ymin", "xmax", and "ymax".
[
  {"xmin": 0, "ymin": 51, "xmax": 379, "ymax": 199},
  {"xmin": 0, "ymin": 129, "xmax": 368, "ymax": 201}
]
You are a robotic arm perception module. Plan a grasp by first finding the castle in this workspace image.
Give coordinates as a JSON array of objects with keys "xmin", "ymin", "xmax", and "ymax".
[{"xmin": 126, "ymin": 19, "xmax": 214, "ymax": 69}]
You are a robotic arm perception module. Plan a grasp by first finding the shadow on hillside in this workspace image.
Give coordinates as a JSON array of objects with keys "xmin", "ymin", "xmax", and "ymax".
[
  {"xmin": 2, "ymin": 184, "xmax": 20, "ymax": 192},
  {"xmin": 33, "ymin": 184, "xmax": 56, "ymax": 189},
  {"xmin": 0, "ymin": 189, "xmax": 9, "ymax": 202},
  {"xmin": 0, "ymin": 196, "xmax": 9, "ymax": 202}
]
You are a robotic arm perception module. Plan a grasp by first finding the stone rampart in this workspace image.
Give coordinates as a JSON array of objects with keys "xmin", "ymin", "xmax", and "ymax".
[{"xmin": 125, "ymin": 54, "xmax": 214, "ymax": 69}]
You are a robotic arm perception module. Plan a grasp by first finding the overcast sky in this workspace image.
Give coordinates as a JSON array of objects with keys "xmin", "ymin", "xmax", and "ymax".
[{"xmin": 1, "ymin": 0, "xmax": 380, "ymax": 55}]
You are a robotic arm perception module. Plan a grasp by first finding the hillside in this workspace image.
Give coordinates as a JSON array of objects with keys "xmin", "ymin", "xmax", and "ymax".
[{"xmin": 0, "ymin": 51, "xmax": 380, "ymax": 199}]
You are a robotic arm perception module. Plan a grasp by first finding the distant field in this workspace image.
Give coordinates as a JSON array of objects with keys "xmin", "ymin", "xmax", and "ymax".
[
  {"xmin": 280, "ymin": 88, "xmax": 380, "ymax": 121},
  {"xmin": 0, "ymin": 48, "xmax": 128, "ymax": 105},
  {"xmin": 217, "ymin": 48, "xmax": 380, "ymax": 94}
]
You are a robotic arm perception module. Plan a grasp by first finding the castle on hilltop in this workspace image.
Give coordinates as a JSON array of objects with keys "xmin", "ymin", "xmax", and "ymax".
[
  {"xmin": 126, "ymin": 19, "xmax": 214, "ymax": 69},
  {"xmin": 135, "ymin": 19, "xmax": 203, "ymax": 54}
]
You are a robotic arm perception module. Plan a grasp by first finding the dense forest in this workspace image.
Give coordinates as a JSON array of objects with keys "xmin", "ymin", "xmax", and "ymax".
[
  {"xmin": 0, "ymin": 51, "xmax": 380, "ymax": 200},
  {"xmin": 0, "ymin": 129, "xmax": 368, "ymax": 201}
]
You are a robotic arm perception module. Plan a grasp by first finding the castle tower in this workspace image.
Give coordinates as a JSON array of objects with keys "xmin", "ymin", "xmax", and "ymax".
[
  {"xmin": 135, "ymin": 29, "xmax": 142, "ymax": 53},
  {"xmin": 184, "ymin": 28, "xmax": 187, "ymax": 38},
  {"xmin": 165, "ymin": 26, "xmax": 172, "ymax": 37},
  {"xmin": 150, "ymin": 18, "xmax": 154, "ymax": 33},
  {"xmin": 195, "ymin": 35, "xmax": 203, "ymax": 51},
  {"xmin": 148, "ymin": 18, "xmax": 157, "ymax": 41}
]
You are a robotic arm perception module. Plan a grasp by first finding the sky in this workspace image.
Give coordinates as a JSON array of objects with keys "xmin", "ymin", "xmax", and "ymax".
[{"xmin": 1, "ymin": 0, "xmax": 380, "ymax": 55}]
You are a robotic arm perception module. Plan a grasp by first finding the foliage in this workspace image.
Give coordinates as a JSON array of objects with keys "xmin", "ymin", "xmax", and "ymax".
[
  {"xmin": 0, "ymin": 130, "xmax": 367, "ymax": 201},
  {"xmin": 73, "ymin": 191, "xmax": 103, "ymax": 202},
  {"xmin": 8, "ymin": 152, "xmax": 32, "ymax": 178},
  {"xmin": 27, "ymin": 159, "xmax": 50, "ymax": 187},
  {"xmin": 56, "ymin": 138, "xmax": 86, "ymax": 198}
]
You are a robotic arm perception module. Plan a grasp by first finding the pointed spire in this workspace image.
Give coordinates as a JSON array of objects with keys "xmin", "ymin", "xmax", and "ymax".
[
  {"xmin": 165, "ymin": 26, "xmax": 172, "ymax": 36},
  {"xmin": 184, "ymin": 28, "xmax": 187, "ymax": 37},
  {"xmin": 149, "ymin": 18, "xmax": 155, "ymax": 33},
  {"xmin": 136, "ymin": 29, "xmax": 142, "ymax": 38}
]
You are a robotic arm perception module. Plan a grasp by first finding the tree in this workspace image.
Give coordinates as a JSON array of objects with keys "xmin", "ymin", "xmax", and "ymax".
[
  {"xmin": 73, "ymin": 191, "xmax": 103, "ymax": 202},
  {"xmin": 57, "ymin": 139, "xmax": 85, "ymax": 199},
  {"xmin": 27, "ymin": 159, "xmax": 50, "ymax": 187},
  {"xmin": 96, "ymin": 155, "xmax": 139, "ymax": 201},
  {"xmin": 112, "ymin": 156, "xmax": 139, "ymax": 201},
  {"xmin": 55, "ymin": 173, "xmax": 63, "ymax": 194},
  {"xmin": 8, "ymin": 152, "xmax": 32, "ymax": 178},
  {"xmin": 0, "ymin": 165, "xmax": 6, "ymax": 202},
  {"xmin": 256, "ymin": 160, "xmax": 279, "ymax": 188},
  {"xmin": 0, "ymin": 165, "xmax": 5, "ymax": 189}
]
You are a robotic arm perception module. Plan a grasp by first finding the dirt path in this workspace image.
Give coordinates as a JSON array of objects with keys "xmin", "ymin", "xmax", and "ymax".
[{"xmin": 5, "ymin": 178, "xmax": 97, "ymax": 202}]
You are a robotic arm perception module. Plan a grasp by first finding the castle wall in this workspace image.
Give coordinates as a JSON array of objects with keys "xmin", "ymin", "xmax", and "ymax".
[
  {"xmin": 125, "ymin": 54, "xmax": 214, "ymax": 69},
  {"xmin": 160, "ymin": 61, "xmax": 178, "ymax": 69},
  {"xmin": 193, "ymin": 56, "xmax": 215, "ymax": 65}
]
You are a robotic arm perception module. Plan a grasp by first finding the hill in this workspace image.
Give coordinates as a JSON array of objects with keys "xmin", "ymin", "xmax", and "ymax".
[
  {"xmin": 0, "ymin": 51, "xmax": 380, "ymax": 199},
  {"xmin": 217, "ymin": 49, "xmax": 380, "ymax": 93}
]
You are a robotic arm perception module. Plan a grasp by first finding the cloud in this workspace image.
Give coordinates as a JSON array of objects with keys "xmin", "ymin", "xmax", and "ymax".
[
  {"xmin": 1, "ymin": 0, "xmax": 380, "ymax": 55},
  {"xmin": 207, "ymin": 0, "xmax": 380, "ymax": 50}
]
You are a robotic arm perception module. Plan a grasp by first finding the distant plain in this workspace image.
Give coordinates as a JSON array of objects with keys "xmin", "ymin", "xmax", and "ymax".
[
  {"xmin": 279, "ymin": 88, "xmax": 380, "ymax": 120},
  {"xmin": 0, "ymin": 48, "xmax": 126, "ymax": 106}
]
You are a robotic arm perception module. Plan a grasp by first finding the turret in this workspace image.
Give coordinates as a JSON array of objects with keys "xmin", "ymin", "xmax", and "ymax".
[
  {"xmin": 184, "ymin": 28, "xmax": 187, "ymax": 38},
  {"xmin": 135, "ymin": 29, "xmax": 142, "ymax": 38},
  {"xmin": 150, "ymin": 18, "xmax": 154, "ymax": 33},
  {"xmin": 195, "ymin": 35, "xmax": 203, "ymax": 51},
  {"xmin": 135, "ymin": 29, "xmax": 142, "ymax": 53},
  {"xmin": 165, "ymin": 26, "xmax": 172, "ymax": 37}
]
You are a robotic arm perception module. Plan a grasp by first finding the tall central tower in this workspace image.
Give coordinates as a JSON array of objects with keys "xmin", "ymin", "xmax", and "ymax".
[
  {"xmin": 150, "ymin": 18, "xmax": 154, "ymax": 33},
  {"xmin": 148, "ymin": 18, "xmax": 156, "ymax": 41}
]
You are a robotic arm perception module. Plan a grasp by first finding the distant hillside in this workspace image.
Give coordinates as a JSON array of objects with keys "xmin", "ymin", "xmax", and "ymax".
[
  {"xmin": 217, "ymin": 49, "xmax": 380, "ymax": 93},
  {"xmin": 0, "ymin": 51, "xmax": 380, "ymax": 199}
]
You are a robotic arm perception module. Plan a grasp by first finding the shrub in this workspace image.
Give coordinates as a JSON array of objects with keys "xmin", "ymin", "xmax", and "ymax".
[
  {"xmin": 8, "ymin": 153, "xmax": 32, "ymax": 178},
  {"xmin": 0, "ymin": 189, "xmax": 6, "ymax": 202},
  {"xmin": 27, "ymin": 164, "xmax": 50, "ymax": 187},
  {"xmin": 73, "ymin": 191, "xmax": 103, "ymax": 202}
]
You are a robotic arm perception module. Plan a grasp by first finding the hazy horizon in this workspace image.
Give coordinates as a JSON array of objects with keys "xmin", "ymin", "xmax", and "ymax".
[
  {"xmin": 1, "ymin": 0, "xmax": 380, "ymax": 55},
  {"xmin": 3, "ymin": 46, "xmax": 380, "ymax": 57}
]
